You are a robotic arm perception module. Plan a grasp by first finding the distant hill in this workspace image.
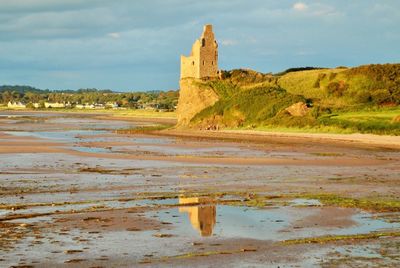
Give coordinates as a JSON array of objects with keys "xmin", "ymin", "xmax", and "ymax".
[
  {"xmin": 0, "ymin": 85, "xmax": 49, "ymax": 94},
  {"xmin": 181, "ymin": 63, "xmax": 400, "ymax": 135},
  {"xmin": 0, "ymin": 85, "xmax": 116, "ymax": 94}
]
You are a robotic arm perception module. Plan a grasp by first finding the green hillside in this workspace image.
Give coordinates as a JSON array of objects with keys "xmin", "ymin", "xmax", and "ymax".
[{"xmin": 189, "ymin": 64, "xmax": 400, "ymax": 135}]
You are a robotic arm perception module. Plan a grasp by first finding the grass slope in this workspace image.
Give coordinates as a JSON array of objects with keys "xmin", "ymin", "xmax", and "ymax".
[
  {"xmin": 192, "ymin": 81, "xmax": 305, "ymax": 128},
  {"xmin": 189, "ymin": 64, "xmax": 400, "ymax": 135}
]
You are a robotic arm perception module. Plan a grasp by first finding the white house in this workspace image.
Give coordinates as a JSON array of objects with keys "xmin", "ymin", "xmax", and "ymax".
[
  {"xmin": 44, "ymin": 102, "xmax": 66, "ymax": 108},
  {"xmin": 7, "ymin": 101, "xmax": 26, "ymax": 108},
  {"xmin": 106, "ymin": 102, "xmax": 119, "ymax": 109}
]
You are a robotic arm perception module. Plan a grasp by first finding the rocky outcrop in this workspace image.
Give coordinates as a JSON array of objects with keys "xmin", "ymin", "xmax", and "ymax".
[
  {"xmin": 285, "ymin": 102, "xmax": 309, "ymax": 117},
  {"xmin": 176, "ymin": 78, "xmax": 219, "ymax": 127}
]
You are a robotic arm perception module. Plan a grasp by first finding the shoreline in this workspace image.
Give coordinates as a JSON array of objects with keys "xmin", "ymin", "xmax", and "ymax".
[
  {"xmin": 0, "ymin": 107, "xmax": 177, "ymax": 120},
  {"xmin": 2, "ymin": 109, "xmax": 399, "ymax": 150},
  {"xmin": 159, "ymin": 128, "xmax": 400, "ymax": 150},
  {"xmin": 224, "ymin": 129, "xmax": 400, "ymax": 149}
]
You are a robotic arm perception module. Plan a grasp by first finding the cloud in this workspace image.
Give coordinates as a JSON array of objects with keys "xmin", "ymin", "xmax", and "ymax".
[
  {"xmin": 295, "ymin": 50, "xmax": 316, "ymax": 56},
  {"xmin": 0, "ymin": 0, "xmax": 399, "ymax": 91},
  {"xmin": 107, "ymin": 32, "xmax": 121, "ymax": 39},
  {"xmin": 290, "ymin": 2, "xmax": 342, "ymax": 20},
  {"xmin": 220, "ymin": 39, "xmax": 236, "ymax": 46},
  {"xmin": 0, "ymin": 0, "xmax": 108, "ymax": 13},
  {"xmin": 293, "ymin": 2, "xmax": 308, "ymax": 11},
  {"xmin": 310, "ymin": 4, "xmax": 339, "ymax": 17}
]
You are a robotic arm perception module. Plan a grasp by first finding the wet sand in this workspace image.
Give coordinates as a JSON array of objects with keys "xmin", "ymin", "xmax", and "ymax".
[
  {"xmin": 0, "ymin": 110, "xmax": 399, "ymax": 267},
  {"xmin": 161, "ymin": 128, "xmax": 400, "ymax": 150}
]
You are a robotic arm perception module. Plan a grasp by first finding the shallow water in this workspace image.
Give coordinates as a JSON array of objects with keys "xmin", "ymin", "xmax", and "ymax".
[
  {"xmin": 4, "ymin": 129, "xmax": 108, "ymax": 142},
  {"xmin": 113, "ymin": 144, "xmax": 268, "ymax": 157},
  {"xmin": 1, "ymin": 111, "xmax": 399, "ymax": 267},
  {"xmin": 71, "ymin": 146, "xmax": 111, "ymax": 153},
  {"xmin": 151, "ymin": 201, "xmax": 400, "ymax": 240},
  {"xmin": 2, "ymin": 197, "xmax": 399, "ymax": 267},
  {"xmin": 4, "ymin": 196, "xmax": 398, "ymax": 241}
]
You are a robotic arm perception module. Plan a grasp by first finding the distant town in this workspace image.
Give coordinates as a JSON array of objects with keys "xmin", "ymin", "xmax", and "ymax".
[{"xmin": 0, "ymin": 85, "xmax": 179, "ymax": 111}]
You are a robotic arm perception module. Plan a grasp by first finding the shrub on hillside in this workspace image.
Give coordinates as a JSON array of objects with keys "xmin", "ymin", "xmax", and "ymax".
[
  {"xmin": 329, "ymin": 72, "xmax": 337, "ymax": 81},
  {"xmin": 313, "ymin": 73, "xmax": 326, "ymax": 88},
  {"xmin": 219, "ymin": 69, "xmax": 273, "ymax": 86},
  {"xmin": 346, "ymin": 64, "xmax": 400, "ymax": 82},
  {"xmin": 371, "ymin": 89, "xmax": 392, "ymax": 104},
  {"xmin": 205, "ymin": 80, "xmax": 238, "ymax": 99},
  {"xmin": 392, "ymin": 115, "xmax": 400, "ymax": 123},
  {"xmin": 267, "ymin": 111, "xmax": 317, "ymax": 128},
  {"xmin": 345, "ymin": 64, "xmax": 400, "ymax": 104},
  {"xmin": 326, "ymin": 81, "xmax": 348, "ymax": 97},
  {"xmin": 26, "ymin": 103, "xmax": 36, "ymax": 109},
  {"xmin": 275, "ymin": 67, "xmax": 327, "ymax": 76},
  {"xmin": 354, "ymin": 90, "xmax": 372, "ymax": 103},
  {"xmin": 310, "ymin": 105, "xmax": 332, "ymax": 118}
]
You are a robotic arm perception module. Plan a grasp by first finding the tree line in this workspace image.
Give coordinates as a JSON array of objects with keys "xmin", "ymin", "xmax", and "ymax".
[{"xmin": 0, "ymin": 86, "xmax": 179, "ymax": 110}]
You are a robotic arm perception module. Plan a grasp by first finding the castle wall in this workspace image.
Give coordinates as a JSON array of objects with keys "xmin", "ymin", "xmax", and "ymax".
[
  {"xmin": 198, "ymin": 25, "xmax": 218, "ymax": 78},
  {"xmin": 177, "ymin": 24, "xmax": 220, "ymax": 126},
  {"xmin": 180, "ymin": 24, "xmax": 218, "ymax": 79},
  {"xmin": 180, "ymin": 55, "xmax": 196, "ymax": 78}
]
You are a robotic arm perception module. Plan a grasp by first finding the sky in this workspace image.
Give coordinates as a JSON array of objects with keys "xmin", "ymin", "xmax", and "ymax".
[{"xmin": 0, "ymin": 0, "xmax": 399, "ymax": 91}]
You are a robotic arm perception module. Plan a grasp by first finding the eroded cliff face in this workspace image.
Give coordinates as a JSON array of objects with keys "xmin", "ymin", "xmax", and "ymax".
[{"xmin": 176, "ymin": 78, "xmax": 219, "ymax": 127}]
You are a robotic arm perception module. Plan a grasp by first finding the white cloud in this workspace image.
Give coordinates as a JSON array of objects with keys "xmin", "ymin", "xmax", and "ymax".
[
  {"xmin": 107, "ymin": 32, "xmax": 120, "ymax": 39},
  {"xmin": 293, "ymin": 2, "xmax": 308, "ymax": 12},
  {"xmin": 295, "ymin": 50, "xmax": 316, "ymax": 56},
  {"xmin": 291, "ymin": 2, "xmax": 340, "ymax": 18},
  {"xmin": 311, "ymin": 4, "xmax": 339, "ymax": 17},
  {"xmin": 220, "ymin": 39, "xmax": 236, "ymax": 46},
  {"xmin": 0, "ymin": 1, "xmax": 399, "ymax": 90}
]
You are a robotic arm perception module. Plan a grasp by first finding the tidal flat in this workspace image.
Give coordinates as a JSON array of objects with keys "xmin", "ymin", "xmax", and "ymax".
[{"xmin": 0, "ymin": 111, "xmax": 399, "ymax": 267}]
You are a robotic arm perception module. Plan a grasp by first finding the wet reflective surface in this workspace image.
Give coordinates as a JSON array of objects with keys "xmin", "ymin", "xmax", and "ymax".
[
  {"xmin": 151, "ymin": 198, "xmax": 400, "ymax": 240},
  {"xmin": 1, "ymin": 111, "xmax": 399, "ymax": 267},
  {"xmin": 178, "ymin": 197, "xmax": 217, "ymax": 237}
]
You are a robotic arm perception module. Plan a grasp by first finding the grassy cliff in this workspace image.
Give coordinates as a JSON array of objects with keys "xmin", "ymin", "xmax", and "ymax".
[{"xmin": 187, "ymin": 64, "xmax": 400, "ymax": 135}]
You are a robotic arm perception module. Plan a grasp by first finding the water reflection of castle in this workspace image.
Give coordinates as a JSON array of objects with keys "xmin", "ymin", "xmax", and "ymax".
[{"xmin": 179, "ymin": 197, "xmax": 216, "ymax": 237}]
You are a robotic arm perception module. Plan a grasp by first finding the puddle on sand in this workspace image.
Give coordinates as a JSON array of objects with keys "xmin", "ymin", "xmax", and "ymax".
[
  {"xmin": 290, "ymin": 198, "xmax": 322, "ymax": 206},
  {"xmin": 71, "ymin": 146, "xmax": 111, "ymax": 153},
  {"xmin": 1, "ymin": 197, "xmax": 399, "ymax": 267},
  {"xmin": 3, "ymin": 129, "xmax": 124, "ymax": 154},
  {"xmin": 3, "ymin": 196, "xmax": 398, "ymax": 241},
  {"xmin": 0, "ymin": 209, "xmax": 8, "ymax": 216},
  {"xmin": 148, "ymin": 197, "xmax": 400, "ymax": 240},
  {"xmin": 1, "ymin": 197, "xmax": 183, "ymax": 221},
  {"xmin": 318, "ymin": 243, "xmax": 398, "ymax": 267},
  {"xmin": 113, "ymin": 144, "xmax": 267, "ymax": 157},
  {"xmin": 334, "ymin": 245, "xmax": 382, "ymax": 258},
  {"xmin": 84, "ymin": 136, "xmax": 173, "ymax": 145},
  {"xmin": 0, "ymin": 112, "xmax": 58, "ymax": 118},
  {"xmin": 4, "ymin": 130, "xmax": 108, "ymax": 142}
]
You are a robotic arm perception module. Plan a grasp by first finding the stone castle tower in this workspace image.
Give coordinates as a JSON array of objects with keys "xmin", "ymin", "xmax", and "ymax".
[{"xmin": 180, "ymin": 24, "xmax": 218, "ymax": 79}]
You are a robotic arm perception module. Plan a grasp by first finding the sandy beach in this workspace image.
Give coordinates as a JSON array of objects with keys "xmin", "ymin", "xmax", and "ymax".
[{"xmin": 0, "ymin": 111, "xmax": 399, "ymax": 267}]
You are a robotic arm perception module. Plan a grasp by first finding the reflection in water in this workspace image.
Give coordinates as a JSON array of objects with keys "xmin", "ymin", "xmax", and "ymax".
[{"xmin": 179, "ymin": 197, "xmax": 216, "ymax": 237}]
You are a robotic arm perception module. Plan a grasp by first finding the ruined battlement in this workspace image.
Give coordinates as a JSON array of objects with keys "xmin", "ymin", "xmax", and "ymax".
[{"xmin": 180, "ymin": 24, "xmax": 218, "ymax": 79}]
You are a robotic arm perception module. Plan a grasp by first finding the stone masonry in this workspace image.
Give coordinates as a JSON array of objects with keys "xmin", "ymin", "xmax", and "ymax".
[{"xmin": 180, "ymin": 24, "xmax": 218, "ymax": 79}]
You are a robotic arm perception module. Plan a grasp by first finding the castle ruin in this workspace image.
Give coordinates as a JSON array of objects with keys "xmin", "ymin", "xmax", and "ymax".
[{"xmin": 180, "ymin": 24, "xmax": 218, "ymax": 79}]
